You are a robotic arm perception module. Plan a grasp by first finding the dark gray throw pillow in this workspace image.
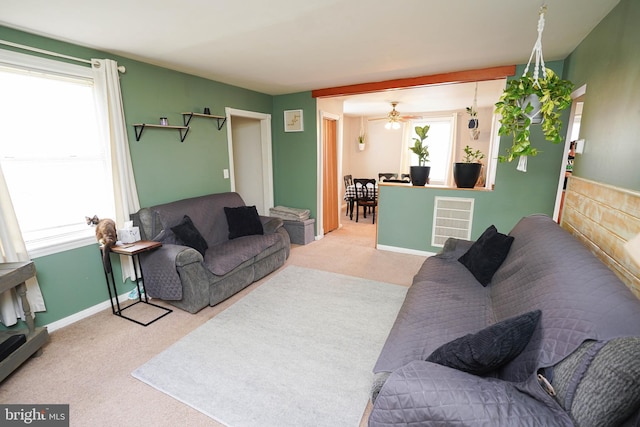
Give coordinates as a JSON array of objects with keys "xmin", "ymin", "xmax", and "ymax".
[
  {"xmin": 224, "ymin": 206, "xmax": 264, "ymax": 240},
  {"xmin": 458, "ymin": 225, "xmax": 514, "ymax": 286},
  {"xmin": 426, "ymin": 310, "xmax": 541, "ymax": 375},
  {"xmin": 170, "ymin": 215, "xmax": 208, "ymax": 256}
]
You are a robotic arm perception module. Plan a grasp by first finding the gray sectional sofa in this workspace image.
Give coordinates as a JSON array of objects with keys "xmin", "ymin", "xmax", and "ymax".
[
  {"xmin": 131, "ymin": 192, "xmax": 290, "ymax": 313},
  {"xmin": 370, "ymin": 214, "xmax": 640, "ymax": 426}
]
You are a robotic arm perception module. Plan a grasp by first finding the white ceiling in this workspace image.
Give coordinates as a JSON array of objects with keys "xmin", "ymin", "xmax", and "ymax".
[{"xmin": 0, "ymin": 0, "xmax": 618, "ymax": 116}]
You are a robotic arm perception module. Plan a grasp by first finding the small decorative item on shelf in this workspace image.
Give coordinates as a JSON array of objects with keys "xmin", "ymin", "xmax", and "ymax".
[
  {"xmin": 203, "ymin": 107, "xmax": 211, "ymax": 115},
  {"xmin": 160, "ymin": 117, "xmax": 168, "ymax": 126}
]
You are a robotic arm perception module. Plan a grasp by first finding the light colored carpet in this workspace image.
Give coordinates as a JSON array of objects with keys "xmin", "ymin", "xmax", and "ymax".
[{"xmin": 132, "ymin": 265, "xmax": 407, "ymax": 427}]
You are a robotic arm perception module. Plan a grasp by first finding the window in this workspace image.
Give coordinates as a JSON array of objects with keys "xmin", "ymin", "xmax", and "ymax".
[
  {"xmin": 0, "ymin": 50, "xmax": 114, "ymax": 257},
  {"xmin": 409, "ymin": 116, "xmax": 454, "ymax": 185}
]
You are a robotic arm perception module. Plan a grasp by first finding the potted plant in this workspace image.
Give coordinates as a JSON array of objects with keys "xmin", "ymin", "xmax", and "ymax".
[
  {"xmin": 453, "ymin": 146, "xmax": 485, "ymax": 188},
  {"xmin": 409, "ymin": 124, "xmax": 431, "ymax": 186},
  {"xmin": 494, "ymin": 68, "xmax": 573, "ymax": 163},
  {"xmin": 357, "ymin": 133, "xmax": 366, "ymax": 151}
]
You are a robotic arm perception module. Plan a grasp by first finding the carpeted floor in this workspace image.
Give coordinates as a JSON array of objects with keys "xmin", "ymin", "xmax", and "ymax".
[
  {"xmin": 0, "ymin": 212, "xmax": 427, "ymax": 426},
  {"xmin": 132, "ymin": 265, "xmax": 407, "ymax": 427}
]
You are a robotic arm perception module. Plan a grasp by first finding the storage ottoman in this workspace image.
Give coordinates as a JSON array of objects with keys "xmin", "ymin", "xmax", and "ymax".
[{"xmin": 283, "ymin": 219, "xmax": 315, "ymax": 245}]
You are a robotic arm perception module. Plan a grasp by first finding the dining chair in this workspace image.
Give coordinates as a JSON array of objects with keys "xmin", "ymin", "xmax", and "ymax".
[
  {"xmin": 353, "ymin": 178, "xmax": 378, "ymax": 223},
  {"xmin": 343, "ymin": 174, "xmax": 354, "ymax": 218},
  {"xmin": 378, "ymin": 173, "xmax": 398, "ymax": 182}
]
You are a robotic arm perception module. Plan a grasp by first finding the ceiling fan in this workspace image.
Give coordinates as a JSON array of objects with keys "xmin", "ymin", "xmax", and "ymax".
[{"xmin": 368, "ymin": 102, "xmax": 422, "ymax": 129}]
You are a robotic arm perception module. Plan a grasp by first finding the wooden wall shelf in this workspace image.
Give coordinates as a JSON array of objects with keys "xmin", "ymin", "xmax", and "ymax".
[
  {"xmin": 182, "ymin": 112, "xmax": 227, "ymax": 130},
  {"xmin": 133, "ymin": 123, "xmax": 190, "ymax": 142}
]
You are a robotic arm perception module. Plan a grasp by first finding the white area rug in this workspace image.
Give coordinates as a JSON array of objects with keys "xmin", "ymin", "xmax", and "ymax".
[{"xmin": 132, "ymin": 265, "xmax": 406, "ymax": 427}]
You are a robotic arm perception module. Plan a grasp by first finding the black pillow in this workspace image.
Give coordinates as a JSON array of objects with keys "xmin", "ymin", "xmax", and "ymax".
[
  {"xmin": 170, "ymin": 215, "xmax": 208, "ymax": 256},
  {"xmin": 426, "ymin": 310, "xmax": 541, "ymax": 375},
  {"xmin": 224, "ymin": 206, "xmax": 264, "ymax": 240},
  {"xmin": 458, "ymin": 225, "xmax": 514, "ymax": 286}
]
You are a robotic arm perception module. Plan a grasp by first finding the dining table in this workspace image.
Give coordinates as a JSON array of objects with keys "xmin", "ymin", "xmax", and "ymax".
[{"xmin": 344, "ymin": 181, "xmax": 378, "ymax": 220}]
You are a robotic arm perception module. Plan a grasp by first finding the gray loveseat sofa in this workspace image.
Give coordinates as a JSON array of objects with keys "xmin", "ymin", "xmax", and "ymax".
[
  {"xmin": 131, "ymin": 192, "xmax": 290, "ymax": 313},
  {"xmin": 370, "ymin": 214, "xmax": 640, "ymax": 426}
]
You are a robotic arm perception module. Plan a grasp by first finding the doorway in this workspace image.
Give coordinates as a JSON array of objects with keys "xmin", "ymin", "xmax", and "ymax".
[
  {"xmin": 225, "ymin": 108, "xmax": 274, "ymax": 215},
  {"xmin": 553, "ymin": 85, "xmax": 586, "ymax": 222}
]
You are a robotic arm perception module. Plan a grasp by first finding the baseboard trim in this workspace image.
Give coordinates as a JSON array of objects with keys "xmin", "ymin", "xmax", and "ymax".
[
  {"xmin": 376, "ymin": 244, "xmax": 436, "ymax": 257},
  {"xmin": 45, "ymin": 291, "xmax": 131, "ymax": 333}
]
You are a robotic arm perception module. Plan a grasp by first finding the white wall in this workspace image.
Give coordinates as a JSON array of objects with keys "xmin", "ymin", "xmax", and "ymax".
[{"xmin": 344, "ymin": 117, "xmax": 404, "ymax": 180}]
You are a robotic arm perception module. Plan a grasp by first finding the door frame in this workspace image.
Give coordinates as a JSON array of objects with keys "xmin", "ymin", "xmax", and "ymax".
[
  {"xmin": 225, "ymin": 107, "xmax": 274, "ymax": 214},
  {"xmin": 316, "ymin": 110, "xmax": 342, "ymax": 237},
  {"xmin": 552, "ymin": 84, "xmax": 586, "ymax": 222}
]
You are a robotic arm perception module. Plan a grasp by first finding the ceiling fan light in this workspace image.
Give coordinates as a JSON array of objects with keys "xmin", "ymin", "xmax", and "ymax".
[
  {"xmin": 385, "ymin": 122, "xmax": 392, "ymax": 130},
  {"xmin": 392, "ymin": 121, "xmax": 401, "ymax": 130}
]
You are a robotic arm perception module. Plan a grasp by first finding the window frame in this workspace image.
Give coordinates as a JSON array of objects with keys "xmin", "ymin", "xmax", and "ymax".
[
  {"xmin": 0, "ymin": 49, "xmax": 114, "ymax": 258},
  {"xmin": 409, "ymin": 114, "xmax": 455, "ymax": 186}
]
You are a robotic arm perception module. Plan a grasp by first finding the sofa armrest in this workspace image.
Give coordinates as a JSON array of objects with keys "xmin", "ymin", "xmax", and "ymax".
[
  {"xmin": 139, "ymin": 244, "xmax": 202, "ymax": 300},
  {"xmin": 260, "ymin": 216, "xmax": 284, "ymax": 234},
  {"xmin": 370, "ymin": 360, "xmax": 570, "ymax": 427},
  {"xmin": 438, "ymin": 237, "xmax": 474, "ymax": 259}
]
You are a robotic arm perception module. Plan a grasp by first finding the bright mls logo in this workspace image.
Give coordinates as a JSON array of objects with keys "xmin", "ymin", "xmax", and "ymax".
[{"xmin": 1, "ymin": 405, "xmax": 69, "ymax": 426}]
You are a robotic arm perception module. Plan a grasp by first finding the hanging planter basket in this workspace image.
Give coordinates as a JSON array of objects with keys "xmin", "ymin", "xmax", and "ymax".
[{"xmin": 494, "ymin": 6, "xmax": 574, "ymax": 169}]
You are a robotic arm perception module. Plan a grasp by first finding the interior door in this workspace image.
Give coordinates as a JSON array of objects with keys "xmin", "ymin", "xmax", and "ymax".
[
  {"xmin": 231, "ymin": 116, "xmax": 264, "ymax": 212},
  {"xmin": 322, "ymin": 117, "xmax": 338, "ymax": 233}
]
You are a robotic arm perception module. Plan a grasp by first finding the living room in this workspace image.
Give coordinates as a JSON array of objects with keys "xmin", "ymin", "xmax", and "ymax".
[{"xmin": 1, "ymin": 0, "xmax": 639, "ymax": 425}]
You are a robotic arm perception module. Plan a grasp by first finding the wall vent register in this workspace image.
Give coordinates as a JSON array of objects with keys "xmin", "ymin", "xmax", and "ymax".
[{"xmin": 432, "ymin": 197, "xmax": 474, "ymax": 247}]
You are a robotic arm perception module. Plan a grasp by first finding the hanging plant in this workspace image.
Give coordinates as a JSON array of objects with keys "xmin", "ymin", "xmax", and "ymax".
[
  {"xmin": 494, "ymin": 68, "xmax": 573, "ymax": 162},
  {"xmin": 493, "ymin": 6, "xmax": 574, "ymax": 170}
]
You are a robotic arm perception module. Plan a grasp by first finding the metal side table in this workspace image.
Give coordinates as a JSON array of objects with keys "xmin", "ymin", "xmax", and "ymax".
[{"xmin": 102, "ymin": 240, "xmax": 172, "ymax": 326}]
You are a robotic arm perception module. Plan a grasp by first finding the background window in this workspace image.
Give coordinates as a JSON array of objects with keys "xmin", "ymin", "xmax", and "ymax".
[{"xmin": 409, "ymin": 117, "xmax": 454, "ymax": 185}]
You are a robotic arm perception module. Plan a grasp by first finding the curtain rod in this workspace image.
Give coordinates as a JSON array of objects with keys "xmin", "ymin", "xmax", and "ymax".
[{"xmin": 0, "ymin": 39, "xmax": 125, "ymax": 72}]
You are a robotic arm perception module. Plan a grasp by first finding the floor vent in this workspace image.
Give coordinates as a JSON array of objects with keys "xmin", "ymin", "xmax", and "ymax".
[{"xmin": 432, "ymin": 197, "xmax": 474, "ymax": 247}]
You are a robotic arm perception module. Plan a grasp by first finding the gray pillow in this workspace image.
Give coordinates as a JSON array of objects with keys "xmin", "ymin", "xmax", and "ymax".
[
  {"xmin": 426, "ymin": 310, "xmax": 541, "ymax": 375},
  {"xmin": 553, "ymin": 337, "xmax": 640, "ymax": 427}
]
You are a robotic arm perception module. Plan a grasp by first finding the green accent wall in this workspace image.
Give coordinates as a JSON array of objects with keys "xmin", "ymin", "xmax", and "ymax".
[
  {"xmin": 563, "ymin": 0, "xmax": 640, "ymax": 191},
  {"xmin": 272, "ymin": 92, "xmax": 318, "ymax": 223}
]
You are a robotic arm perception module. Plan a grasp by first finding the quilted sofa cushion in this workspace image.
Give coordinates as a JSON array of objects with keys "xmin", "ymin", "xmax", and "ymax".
[
  {"xmin": 370, "ymin": 360, "xmax": 572, "ymax": 426},
  {"xmin": 204, "ymin": 233, "xmax": 281, "ymax": 276}
]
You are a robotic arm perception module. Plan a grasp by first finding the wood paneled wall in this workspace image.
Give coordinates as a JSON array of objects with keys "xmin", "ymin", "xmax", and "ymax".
[{"xmin": 561, "ymin": 176, "xmax": 640, "ymax": 298}]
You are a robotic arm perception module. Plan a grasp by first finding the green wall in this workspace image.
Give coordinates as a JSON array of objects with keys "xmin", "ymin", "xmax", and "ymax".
[
  {"xmin": 272, "ymin": 92, "xmax": 318, "ymax": 222},
  {"xmin": 563, "ymin": 0, "xmax": 640, "ymax": 191},
  {"xmin": 0, "ymin": 26, "xmax": 275, "ymax": 326}
]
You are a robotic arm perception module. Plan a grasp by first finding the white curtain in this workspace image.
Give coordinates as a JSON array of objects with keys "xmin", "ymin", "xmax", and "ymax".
[
  {"xmin": 0, "ymin": 163, "xmax": 46, "ymax": 326},
  {"xmin": 399, "ymin": 122, "xmax": 412, "ymax": 174},
  {"xmin": 91, "ymin": 59, "xmax": 140, "ymax": 282}
]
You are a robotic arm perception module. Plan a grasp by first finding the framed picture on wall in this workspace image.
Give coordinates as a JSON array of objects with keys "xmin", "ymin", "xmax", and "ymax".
[{"xmin": 284, "ymin": 109, "xmax": 303, "ymax": 132}]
